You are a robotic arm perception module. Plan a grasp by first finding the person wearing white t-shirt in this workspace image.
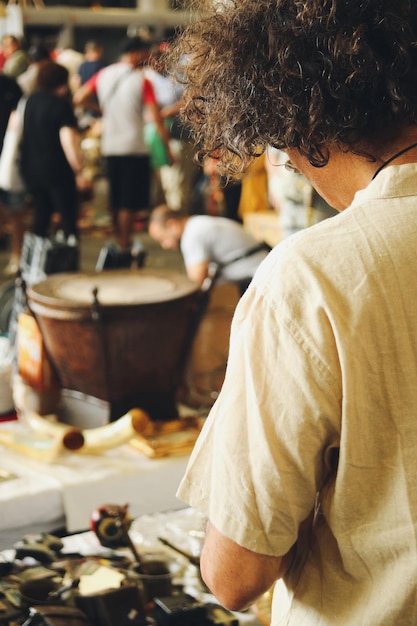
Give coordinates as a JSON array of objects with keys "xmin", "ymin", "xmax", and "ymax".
[
  {"xmin": 149, "ymin": 204, "xmax": 270, "ymax": 294},
  {"xmin": 74, "ymin": 36, "xmax": 172, "ymax": 251}
]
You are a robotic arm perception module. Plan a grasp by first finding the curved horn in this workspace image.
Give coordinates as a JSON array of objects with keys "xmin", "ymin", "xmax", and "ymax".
[
  {"xmin": 76, "ymin": 408, "xmax": 150, "ymax": 454},
  {"xmin": 24, "ymin": 410, "xmax": 85, "ymax": 451}
]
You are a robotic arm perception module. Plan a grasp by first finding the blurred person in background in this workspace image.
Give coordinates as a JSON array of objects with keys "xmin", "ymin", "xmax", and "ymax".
[
  {"xmin": 20, "ymin": 61, "xmax": 88, "ymax": 243},
  {"xmin": 143, "ymin": 42, "xmax": 181, "ymax": 206},
  {"xmin": 75, "ymin": 40, "xmax": 105, "ymax": 87},
  {"xmin": 74, "ymin": 36, "xmax": 173, "ymax": 252},
  {"xmin": 154, "ymin": 41, "xmax": 202, "ymax": 214},
  {"xmin": 267, "ymin": 148, "xmax": 338, "ymax": 238},
  {"xmin": 17, "ymin": 42, "xmax": 51, "ymax": 96},
  {"xmin": 149, "ymin": 204, "xmax": 270, "ymax": 295},
  {"xmin": 1, "ymin": 34, "xmax": 28, "ymax": 78},
  {"xmin": 72, "ymin": 40, "xmax": 105, "ymax": 130},
  {"xmin": 53, "ymin": 46, "xmax": 84, "ymax": 94}
]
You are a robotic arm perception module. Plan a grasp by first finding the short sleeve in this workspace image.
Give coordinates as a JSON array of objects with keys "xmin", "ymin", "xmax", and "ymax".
[
  {"xmin": 84, "ymin": 70, "xmax": 100, "ymax": 95},
  {"xmin": 143, "ymin": 78, "xmax": 157, "ymax": 105},
  {"xmin": 59, "ymin": 98, "xmax": 78, "ymax": 129},
  {"xmin": 177, "ymin": 245, "xmax": 342, "ymax": 556},
  {"xmin": 180, "ymin": 219, "xmax": 212, "ymax": 267}
]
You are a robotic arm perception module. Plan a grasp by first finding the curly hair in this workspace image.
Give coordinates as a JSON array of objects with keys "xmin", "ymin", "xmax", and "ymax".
[{"xmin": 166, "ymin": 0, "xmax": 417, "ymax": 174}]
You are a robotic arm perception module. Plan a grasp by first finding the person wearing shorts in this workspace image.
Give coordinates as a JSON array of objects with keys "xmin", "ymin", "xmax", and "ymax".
[
  {"xmin": 105, "ymin": 153, "xmax": 151, "ymax": 243},
  {"xmin": 74, "ymin": 36, "xmax": 172, "ymax": 251}
]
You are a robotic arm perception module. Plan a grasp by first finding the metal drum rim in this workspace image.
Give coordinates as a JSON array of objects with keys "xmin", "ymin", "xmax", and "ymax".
[{"xmin": 27, "ymin": 267, "xmax": 199, "ymax": 310}]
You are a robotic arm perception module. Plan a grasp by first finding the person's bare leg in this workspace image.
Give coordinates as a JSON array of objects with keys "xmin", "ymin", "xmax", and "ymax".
[{"xmin": 116, "ymin": 208, "xmax": 133, "ymax": 251}]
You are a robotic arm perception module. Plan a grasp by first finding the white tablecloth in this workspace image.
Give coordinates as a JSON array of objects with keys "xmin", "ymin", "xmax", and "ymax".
[
  {"xmin": 0, "ymin": 421, "xmax": 190, "ymax": 549},
  {"xmin": 0, "ymin": 436, "xmax": 266, "ymax": 626}
]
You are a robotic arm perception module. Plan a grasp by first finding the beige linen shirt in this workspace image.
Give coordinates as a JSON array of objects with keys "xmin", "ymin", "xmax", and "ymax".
[{"xmin": 177, "ymin": 164, "xmax": 417, "ymax": 625}]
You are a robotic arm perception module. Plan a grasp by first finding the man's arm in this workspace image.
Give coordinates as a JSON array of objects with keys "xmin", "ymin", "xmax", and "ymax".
[
  {"xmin": 186, "ymin": 260, "xmax": 210, "ymax": 287},
  {"xmin": 200, "ymin": 521, "xmax": 294, "ymax": 612},
  {"xmin": 160, "ymin": 97, "xmax": 184, "ymax": 120},
  {"xmin": 59, "ymin": 126, "xmax": 83, "ymax": 172},
  {"xmin": 73, "ymin": 74, "xmax": 99, "ymax": 112},
  {"xmin": 144, "ymin": 76, "xmax": 175, "ymax": 165},
  {"xmin": 59, "ymin": 126, "xmax": 90, "ymax": 192}
]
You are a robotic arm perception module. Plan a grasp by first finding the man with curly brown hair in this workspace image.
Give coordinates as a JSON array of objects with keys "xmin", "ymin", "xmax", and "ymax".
[{"xmin": 170, "ymin": 1, "xmax": 417, "ymax": 623}]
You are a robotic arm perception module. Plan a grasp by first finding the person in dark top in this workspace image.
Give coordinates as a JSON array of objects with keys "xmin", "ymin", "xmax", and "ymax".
[
  {"xmin": 20, "ymin": 61, "xmax": 87, "ymax": 241},
  {"xmin": 73, "ymin": 40, "xmax": 105, "ymax": 127},
  {"xmin": 77, "ymin": 40, "xmax": 105, "ymax": 85}
]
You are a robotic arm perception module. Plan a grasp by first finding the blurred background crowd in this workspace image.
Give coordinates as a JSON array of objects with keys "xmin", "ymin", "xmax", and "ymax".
[{"xmin": 0, "ymin": 27, "xmax": 338, "ymax": 278}]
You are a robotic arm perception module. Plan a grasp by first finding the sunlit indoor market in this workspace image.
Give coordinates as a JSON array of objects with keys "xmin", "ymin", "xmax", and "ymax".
[{"xmin": 1, "ymin": 0, "xmax": 417, "ymax": 624}]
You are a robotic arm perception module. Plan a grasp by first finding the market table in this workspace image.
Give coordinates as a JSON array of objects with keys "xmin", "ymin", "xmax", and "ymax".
[
  {"xmin": 0, "ymin": 420, "xmax": 190, "ymax": 550},
  {"xmin": 0, "ymin": 507, "xmax": 267, "ymax": 626},
  {"xmin": 57, "ymin": 508, "xmax": 267, "ymax": 626}
]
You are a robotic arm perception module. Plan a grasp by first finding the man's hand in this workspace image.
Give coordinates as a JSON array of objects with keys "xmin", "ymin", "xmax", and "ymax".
[{"xmin": 187, "ymin": 260, "xmax": 210, "ymax": 288}]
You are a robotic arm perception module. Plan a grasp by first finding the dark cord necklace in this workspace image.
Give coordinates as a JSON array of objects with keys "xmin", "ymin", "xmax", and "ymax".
[{"xmin": 372, "ymin": 141, "xmax": 417, "ymax": 180}]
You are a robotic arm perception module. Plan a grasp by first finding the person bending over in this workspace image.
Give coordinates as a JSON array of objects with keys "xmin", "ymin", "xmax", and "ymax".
[{"xmin": 148, "ymin": 204, "xmax": 270, "ymax": 294}]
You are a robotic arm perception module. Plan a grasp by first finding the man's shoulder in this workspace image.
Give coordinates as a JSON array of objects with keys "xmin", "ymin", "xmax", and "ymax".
[
  {"xmin": 27, "ymin": 91, "xmax": 72, "ymax": 116},
  {"xmin": 97, "ymin": 62, "xmax": 143, "ymax": 95},
  {"xmin": 101, "ymin": 61, "xmax": 137, "ymax": 76},
  {"xmin": 98, "ymin": 61, "xmax": 122, "ymax": 76},
  {"xmin": 26, "ymin": 91, "xmax": 47, "ymax": 107},
  {"xmin": 181, "ymin": 215, "xmax": 212, "ymax": 244}
]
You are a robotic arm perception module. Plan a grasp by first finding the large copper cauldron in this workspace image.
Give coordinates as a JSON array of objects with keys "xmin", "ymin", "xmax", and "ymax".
[{"xmin": 27, "ymin": 268, "xmax": 201, "ymax": 421}]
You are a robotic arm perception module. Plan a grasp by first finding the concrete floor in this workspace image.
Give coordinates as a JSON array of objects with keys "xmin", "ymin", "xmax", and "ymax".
[{"xmin": 0, "ymin": 210, "xmax": 240, "ymax": 417}]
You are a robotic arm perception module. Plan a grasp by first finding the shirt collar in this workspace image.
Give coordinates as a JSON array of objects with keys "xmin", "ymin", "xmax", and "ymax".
[{"xmin": 351, "ymin": 162, "xmax": 417, "ymax": 209}]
